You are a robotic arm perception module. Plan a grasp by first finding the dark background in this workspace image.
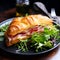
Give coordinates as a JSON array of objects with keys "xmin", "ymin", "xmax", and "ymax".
[
  {"xmin": 0, "ymin": 0, "xmax": 60, "ymax": 15},
  {"xmin": 0, "ymin": 0, "xmax": 16, "ymax": 12}
]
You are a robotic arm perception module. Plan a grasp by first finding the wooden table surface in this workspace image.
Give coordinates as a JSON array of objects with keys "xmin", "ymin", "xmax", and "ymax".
[{"xmin": 0, "ymin": 8, "xmax": 60, "ymax": 60}]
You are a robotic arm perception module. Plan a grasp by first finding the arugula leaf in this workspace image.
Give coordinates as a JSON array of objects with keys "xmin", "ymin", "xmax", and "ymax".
[
  {"xmin": 44, "ymin": 41, "xmax": 53, "ymax": 48},
  {"xmin": 0, "ymin": 25, "xmax": 8, "ymax": 32},
  {"xmin": 0, "ymin": 24, "xmax": 9, "ymax": 42},
  {"xmin": 31, "ymin": 32, "xmax": 47, "ymax": 43},
  {"xmin": 16, "ymin": 39, "xmax": 28, "ymax": 52},
  {"xmin": 44, "ymin": 27, "xmax": 59, "ymax": 39}
]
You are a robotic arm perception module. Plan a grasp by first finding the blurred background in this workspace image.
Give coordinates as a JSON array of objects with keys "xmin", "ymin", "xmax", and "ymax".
[
  {"xmin": 0, "ymin": 0, "xmax": 60, "ymax": 15},
  {"xmin": 30, "ymin": 0, "xmax": 60, "ymax": 15},
  {"xmin": 0, "ymin": 0, "xmax": 16, "ymax": 12}
]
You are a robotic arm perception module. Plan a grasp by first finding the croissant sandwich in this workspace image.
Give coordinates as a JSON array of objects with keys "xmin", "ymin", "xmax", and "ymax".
[{"xmin": 5, "ymin": 14, "xmax": 53, "ymax": 46}]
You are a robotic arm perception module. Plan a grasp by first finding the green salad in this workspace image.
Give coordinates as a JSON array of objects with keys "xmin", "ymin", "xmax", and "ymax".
[
  {"xmin": 16, "ymin": 26, "xmax": 60, "ymax": 52},
  {"xmin": 0, "ymin": 24, "xmax": 60, "ymax": 52},
  {"xmin": 0, "ymin": 25, "xmax": 8, "ymax": 41}
]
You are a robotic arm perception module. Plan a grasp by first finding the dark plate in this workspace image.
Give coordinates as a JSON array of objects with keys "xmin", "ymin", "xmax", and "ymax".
[{"xmin": 0, "ymin": 18, "xmax": 60, "ymax": 55}]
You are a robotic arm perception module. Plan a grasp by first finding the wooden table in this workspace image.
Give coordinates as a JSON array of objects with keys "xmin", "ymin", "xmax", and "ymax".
[{"xmin": 0, "ymin": 8, "xmax": 60, "ymax": 60}]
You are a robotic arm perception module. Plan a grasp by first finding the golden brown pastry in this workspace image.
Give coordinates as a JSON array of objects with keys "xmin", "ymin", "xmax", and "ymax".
[{"xmin": 5, "ymin": 14, "xmax": 53, "ymax": 46}]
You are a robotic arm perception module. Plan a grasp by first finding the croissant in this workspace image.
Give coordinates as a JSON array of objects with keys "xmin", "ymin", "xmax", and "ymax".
[{"xmin": 5, "ymin": 14, "xmax": 53, "ymax": 46}]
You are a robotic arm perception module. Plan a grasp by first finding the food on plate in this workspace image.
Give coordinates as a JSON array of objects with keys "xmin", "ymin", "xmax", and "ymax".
[
  {"xmin": 4, "ymin": 14, "xmax": 60, "ymax": 52},
  {"xmin": 5, "ymin": 14, "xmax": 53, "ymax": 46}
]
